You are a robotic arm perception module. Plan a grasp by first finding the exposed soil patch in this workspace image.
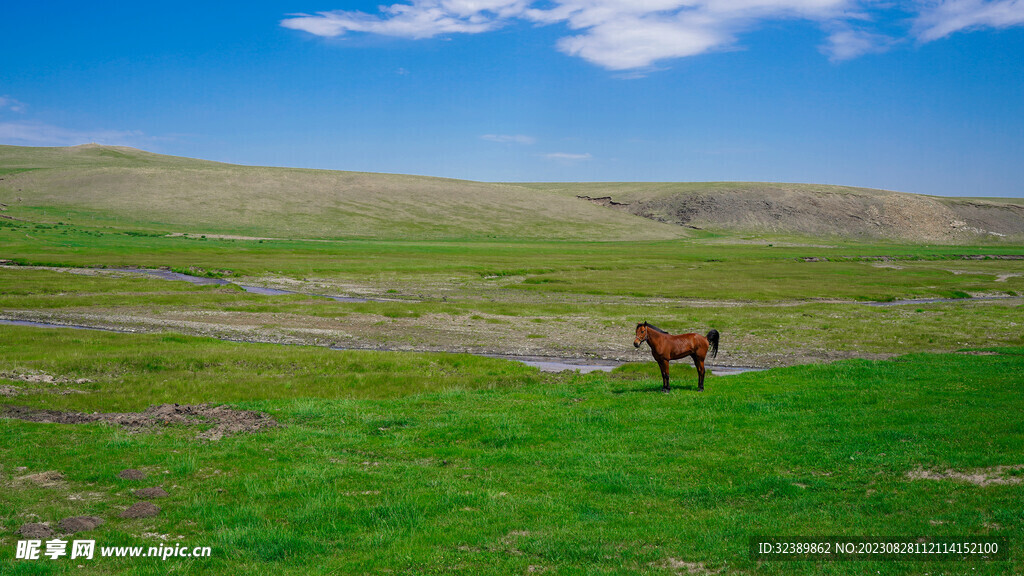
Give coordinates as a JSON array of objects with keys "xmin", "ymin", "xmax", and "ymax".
[
  {"xmin": 58, "ymin": 516, "xmax": 105, "ymax": 533},
  {"xmin": 654, "ymin": 558, "xmax": 721, "ymax": 575},
  {"xmin": 906, "ymin": 465, "xmax": 1024, "ymax": 487},
  {"xmin": 581, "ymin": 184, "xmax": 1024, "ymax": 243},
  {"xmin": 134, "ymin": 487, "xmax": 169, "ymax": 499},
  {"xmin": 19, "ymin": 523, "xmax": 54, "ymax": 539},
  {"xmin": 121, "ymin": 502, "xmax": 160, "ymax": 519},
  {"xmin": 577, "ymin": 195, "xmax": 630, "ymax": 208},
  {"xmin": 15, "ymin": 470, "xmax": 66, "ymax": 487},
  {"xmin": 0, "ymin": 384, "xmax": 24, "ymax": 397},
  {"xmin": 1, "ymin": 369, "xmax": 91, "ymax": 397},
  {"xmin": 119, "ymin": 469, "xmax": 148, "ymax": 480},
  {"xmin": 1, "ymin": 403, "xmax": 277, "ymax": 440},
  {"xmin": 0, "ymin": 369, "xmax": 92, "ymax": 385},
  {"xmin": 0, "ymin": 384, "xmax": 87, "ymax": 397}
]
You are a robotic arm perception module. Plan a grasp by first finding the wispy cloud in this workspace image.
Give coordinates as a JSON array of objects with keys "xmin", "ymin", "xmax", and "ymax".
[
  {"xmin": 481, "ymin": 133, "xmax": 536, "ymax": 144},
  {"xmin": 821, "ymin": 26, "xmax": 895, "ymax": 61},
  {"xmin": 0, "ymin": 96, "xmax": 27, "ymax": 113},
  {"xmin": 283, "ymin": 0, "xmax": 1024, "ymax": 70},
  {"xmin": 0, "ymin": 121, "xmax": 144, "ymax": 147},
  {"xmin": 913, "ymin": 0, "xmax": 1024, "ymax": 42},
  {"xmin": 281, "ymin": 1, "xmax": 529, "ymax": 39},
  {"xmin": 544, "ymin": 152, "xmax": 591, "ymax": 160}
]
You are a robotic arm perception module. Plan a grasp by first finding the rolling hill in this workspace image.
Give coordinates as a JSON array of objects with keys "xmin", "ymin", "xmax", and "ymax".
[
  {"xmin": 520, "ymin": 182, "xmax": 1024, "ymax": 243},
  {"xmin": 0, "ymin": 145, "xmax": 683, "ymax": 241},
  {"xmin": 2, "ymin": 144, "xmax": 1022, "ymax": 243}
]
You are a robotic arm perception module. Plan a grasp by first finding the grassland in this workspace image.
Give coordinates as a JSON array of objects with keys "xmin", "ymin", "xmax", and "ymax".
[
  {"xmin": 0, "ymin": 145, "xmax": 682, "ymax": 241},
  {"xmin": 1, "ymin": 144, "xmax": 1021, "ymax": 574},
  {"xmin": 1, "ymin": 215, "xmax": 1021, "ymax": 365},
  {"xmin": 1, "ymin": 327, "xmax": 1021, "ymax": 575}
]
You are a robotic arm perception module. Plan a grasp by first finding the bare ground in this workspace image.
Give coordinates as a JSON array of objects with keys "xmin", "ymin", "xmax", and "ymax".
[
  {"xmin": 0, "ymin": 403, "xmax": 277, "ymax": 440},
  {"xmin": 906, "ymin": 465, "xmax": 1024, "ymax": 487},
  {"xmin": 574, "ymin": 184, "xmax": 1024, "ymax": 243}
]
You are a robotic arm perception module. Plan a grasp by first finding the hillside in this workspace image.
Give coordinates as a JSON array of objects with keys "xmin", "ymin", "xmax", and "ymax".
[
  {"xmin": 2, "ymin": 145, "xmax": 1022, "ymax": 243},
  {"xmin": 0, "ymin": 145, "xmax": 684, "ymax": 241},
  {"xmin": 519, "ymin": 182, "xmax": 1024, "ymax": 243}
]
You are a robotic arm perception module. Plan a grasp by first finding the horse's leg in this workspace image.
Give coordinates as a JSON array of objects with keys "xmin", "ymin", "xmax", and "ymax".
[
  {"xmin": 694, "ymin": 355, "xmax": 705, "ymax": 392},
  {"xmin": 657, "ymin": 357, "xmax": 671, "ymax": 392}
]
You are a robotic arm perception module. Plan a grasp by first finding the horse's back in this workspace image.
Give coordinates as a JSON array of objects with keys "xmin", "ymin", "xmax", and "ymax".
[{"xmin": 666, "ymin": 332, "xmax": 707, "ymax": 359}]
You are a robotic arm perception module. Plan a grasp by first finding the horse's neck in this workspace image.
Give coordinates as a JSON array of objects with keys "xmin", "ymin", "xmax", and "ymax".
[{"xmin": 647, "ymin": 329, "xmax": 667, "ymax": 344}]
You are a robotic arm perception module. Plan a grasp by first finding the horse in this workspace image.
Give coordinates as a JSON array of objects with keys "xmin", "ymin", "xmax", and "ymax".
[{"xmin": 634, "ymin": 322, "xmax": 720, "ymax": 392}]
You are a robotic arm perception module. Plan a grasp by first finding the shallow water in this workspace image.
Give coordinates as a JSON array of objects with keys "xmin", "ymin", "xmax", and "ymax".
[
  {"xmin": 0, "ymin": 318, "xmax": 126, "ymax": 332},
  {"xmin": 483, "ymin": 354, "xmax": 621, "ymax": 374},
  {"xmin": 861, "ymin": 295, "xmax": 1016, "ymax": 306},
  {"xmin": 112, "ymin": 268, "xmax": 370, "ymax": 302},
  {"xmin": 108, "ymin": 267, "xmax": 1018, "ymax": 307},
  {"xmin": 0, "ymin": 319, "xmax": 763, "ymax": 376},
  {"xmin": 485, "ymin": 354, "xmax": 762, "ymax": 376}
]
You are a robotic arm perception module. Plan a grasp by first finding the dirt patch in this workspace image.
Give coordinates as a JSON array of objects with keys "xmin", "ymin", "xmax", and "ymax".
[
  {"xmin": 0, "ymin": 384, "xmax": 87, "ymax": 397},
  {"xmin": 1, "ymin": 369, "xmax": 90, "ymax": 397},
  {"xmin": 15, "ymin": 470, "xmax": 66, "ymax": 487},
  {"xmin": 587, "ymin": 184, "xmax": 1024, "ymax": 243},
  {"xmin": 0, "ymin": 370, "xmax": 92, "ymax": 385},
  {"xmin": 906, "ymin": 465, "xmax": 1024, "ymax": 487},
  {"xmin": 0, "ymin": 384, "xmax": 24, "ymax": 397},
  {"xmin": 19, "ymin": 523, "xmax": 54, "ymax": 539},
  {"xmin": 653, "ymin": 558, "xmax": 721, "ymax": 575},
  {"xmin": 120, "ymin": 469, "xmax": 148, "ymax": 480},
  {"xmin": 134, "ymin": 487, "xmax": 169, "ymax": 499},
  {"xmin": 0, "ymin": 403, "xmax": 277, "ymax": 440},
  {"xmin": 121, "ymin": 502, "xmax": 160, "ymax": 519},
  {"xmin": 58, "ymin": 516, "xmax": 105, "ymax": 533},
  {"xmin": 577, "ymin": 195, "xmax": 630, "ymax": 209}
]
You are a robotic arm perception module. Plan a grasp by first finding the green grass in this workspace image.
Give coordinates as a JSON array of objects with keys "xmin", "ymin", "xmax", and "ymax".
[
  {"xmin": 2, "ymin": 220, "xmax": 1022, "ymax": 301},
  {"xmin": 1, "ymin": 327, "xmax": 1021, "ymax": 574},
  {"xmin": 2, "ymin": 268, "xmax": 1022, "ymax": 364}
]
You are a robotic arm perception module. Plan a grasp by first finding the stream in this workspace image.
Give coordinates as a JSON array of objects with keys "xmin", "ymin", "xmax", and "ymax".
[
  {"xmin": 5, "ymin": 266, "xmax": 1012, "ymax": 376},
  {"xmin": 0, "ymin": 318, "xmax": 762, "ymax": 376},
  {"xmin": 112, "ymin": 268, "xmax": 371, "ymax": 302}
]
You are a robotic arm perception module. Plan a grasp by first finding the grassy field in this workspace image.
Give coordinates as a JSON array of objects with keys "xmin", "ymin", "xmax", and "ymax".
[
  {"xmin": 1, "ymin": 217, "xmax": 1022, "ymax": 366},
  {"xmin": 1, "ymin": 327, "xmax": 1021, "ymax": 575},
  {"xmin": 1, "ymin": 144, "xmax": 1021, "ymax": 574}
]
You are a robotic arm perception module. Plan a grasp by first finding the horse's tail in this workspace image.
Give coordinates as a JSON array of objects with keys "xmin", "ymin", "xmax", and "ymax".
[{"xmin": 706, "ymin": 329, "xmax": 719, "ymax": 359}]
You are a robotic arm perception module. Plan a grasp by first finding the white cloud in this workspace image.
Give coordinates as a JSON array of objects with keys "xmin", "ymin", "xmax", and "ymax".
[
  {"xmin": 914, "ymin": 0, "xmax": 1024, "ymax": 42},
  {"xmin": 545, "ymin": 152, "xmax": 592, "ymax": 160},
  {"xmin": 281, "ymin": 0, "xmax": 528, "ymax": 39},
  {"xmin": 556, "ymin": 13, "xmax": 731, "ymax": 70},
  {"xmin": 0, "ymin": 96, "xmax": 27, "ymax": 113},
  {"xmin": 821, "ymin": 26, "xmax": 894, "ymax": 60},
  {"xmin": 481, "ymin": 133, "xmax": 536, "ymax": 144},
  {"xmin": 0, "ymin": 121, "xmax": 144, "ymax": 147},
  {"xmin": 282, "ymin": 0, "xmax": 1024, "ymax": 69}
]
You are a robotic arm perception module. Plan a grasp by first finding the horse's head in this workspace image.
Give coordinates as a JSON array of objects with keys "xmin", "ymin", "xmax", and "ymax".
[{"xmin": 634, "ymin": 322, "xmax": 649, "ymax": 348}]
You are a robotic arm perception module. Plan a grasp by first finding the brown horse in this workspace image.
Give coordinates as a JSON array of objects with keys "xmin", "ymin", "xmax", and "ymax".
[{"xmin": 634, "ymin": 322, "xmax": 720, "ymax": 392}]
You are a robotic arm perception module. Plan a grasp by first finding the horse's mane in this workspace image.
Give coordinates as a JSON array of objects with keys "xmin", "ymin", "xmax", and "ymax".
[{"xmin": 639, "ymin": 322, "xmax": 668, "ymax": 334}]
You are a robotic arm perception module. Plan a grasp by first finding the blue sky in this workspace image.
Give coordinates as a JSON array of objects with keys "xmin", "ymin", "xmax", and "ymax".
[{"xmin": 1, "ymin": 1, "xmax": 1022, "ymax": 196}]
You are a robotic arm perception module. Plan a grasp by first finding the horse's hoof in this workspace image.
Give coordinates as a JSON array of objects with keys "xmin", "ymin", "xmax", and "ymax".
[{"xmin": 698, "ymin": 387, "xmax": 704, "ymax": 392}]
